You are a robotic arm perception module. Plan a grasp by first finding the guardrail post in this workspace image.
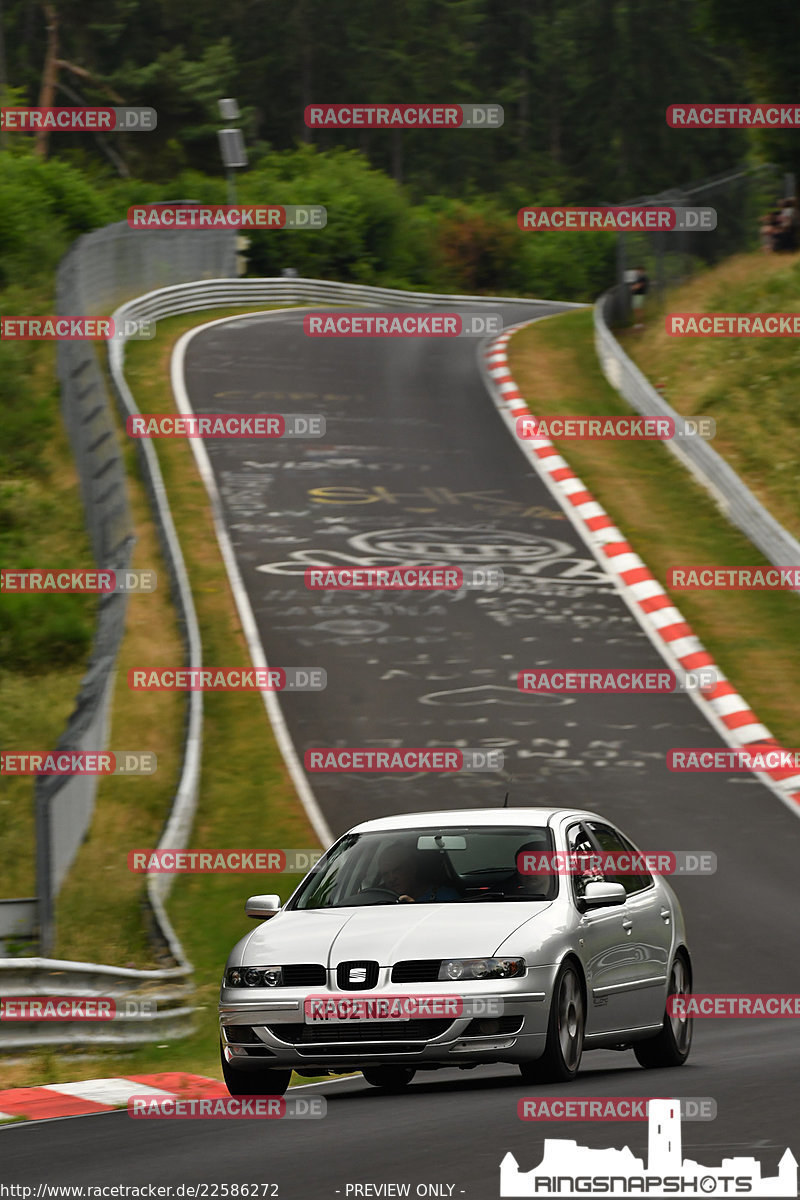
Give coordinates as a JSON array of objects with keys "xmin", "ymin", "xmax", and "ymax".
[{"xmin": 34, "ymin": 783, "xmax": 53, "ymax": 955}]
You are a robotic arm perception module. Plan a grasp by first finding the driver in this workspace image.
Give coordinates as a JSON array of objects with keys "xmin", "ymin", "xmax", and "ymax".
[
  {"xmin": 380, "ymin": 844, "xmax": 460, "ymax": 904},
  {"xmin": 510, "ymin": 841, "xmax": 555, "ymax": 898}
]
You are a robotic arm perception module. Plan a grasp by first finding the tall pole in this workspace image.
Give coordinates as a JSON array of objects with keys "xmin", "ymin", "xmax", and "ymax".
[{"xmin": 0, "ymin": 0, "xmax": 8, "ymax": 148}]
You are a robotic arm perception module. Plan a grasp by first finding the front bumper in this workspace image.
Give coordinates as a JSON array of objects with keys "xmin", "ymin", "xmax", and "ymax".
[{"xmin": 219, "ymin": 968, "xmax": 556, "ymax": 1070}]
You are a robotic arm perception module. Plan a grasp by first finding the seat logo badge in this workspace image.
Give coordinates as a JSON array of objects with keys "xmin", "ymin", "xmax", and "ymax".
[{"xmin": 349, "ymin": 967, "xmax": 367, "ymax": 984}]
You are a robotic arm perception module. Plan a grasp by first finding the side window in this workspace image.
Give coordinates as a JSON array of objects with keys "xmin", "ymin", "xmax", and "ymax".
[
  {"xmin": 584, "ymin": 821, "xmax": 652, "ymax": 895},
  {"xmin": 617, "ymin": 830, "xmax": 654, "ymax": 893},
  {"xmin": 566, "ymin": 822, "xmax": 598, "ymax": 901}
]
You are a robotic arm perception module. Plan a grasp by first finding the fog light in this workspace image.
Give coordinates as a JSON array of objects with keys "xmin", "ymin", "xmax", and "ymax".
[{"xmin": 476, "ymin": 1019, "xmax": 501, "ymax": 1035}]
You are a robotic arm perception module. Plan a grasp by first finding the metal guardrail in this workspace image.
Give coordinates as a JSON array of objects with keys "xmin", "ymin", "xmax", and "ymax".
[
  {"xmin": 0, "ymin": 958, "xmax": 196, "ymax": 1049},
  {"xmin": 0, "ymin": 227, "xmax": 236, "ymax": 1051},
  {"xmin": 107, "ymin": 274, "xmax": 586, "ymax": 328},
  {"xmin": 594, "ymin": 287, "xmax": 800, "ymax": 573}
]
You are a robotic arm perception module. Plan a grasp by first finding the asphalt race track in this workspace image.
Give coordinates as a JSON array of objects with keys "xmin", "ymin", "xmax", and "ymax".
[{"xmin": 4, "ymin": 303, "xmax": 800, "ymax": 1194}]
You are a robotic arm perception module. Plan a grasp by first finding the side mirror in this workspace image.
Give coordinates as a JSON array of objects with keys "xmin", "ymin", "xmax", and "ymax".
[
  {"xmin": 581, "ymin": 881, "xmax": 627, "ymax": 909},
  {"xmin": 245, "ymin": 894, "xmax": 282, "ymax": 920}
]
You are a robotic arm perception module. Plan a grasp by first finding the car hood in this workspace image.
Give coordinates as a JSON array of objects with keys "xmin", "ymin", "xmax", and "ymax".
[{"xmin": 237, "ymin": 902, "xmax": 553, "ymax": 966}]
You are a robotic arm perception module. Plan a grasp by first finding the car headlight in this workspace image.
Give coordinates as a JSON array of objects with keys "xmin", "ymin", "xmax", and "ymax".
[
  {"xmin": 224, "ymin": 966, "xmax": 283, "ymax": 988},
  {"xmin": 439, "ymin": 957, "xmax": 525, "ymax": 981}
]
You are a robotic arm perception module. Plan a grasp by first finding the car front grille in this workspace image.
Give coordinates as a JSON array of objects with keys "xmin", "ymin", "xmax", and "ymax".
[
  {"xmin": 265, "ymin": 1019, "xmax": 453, "ymax": 1045},
  {"xmin": 336, "ymin": 960, "xmax": 379, "ymax": 989},
  {"xmin": 282, "ymin": 963, "xmax": 327, "ymax": 986},
  {"xmin": 391, "ymin": 960, "xmax": 442, "ymax": 983}
]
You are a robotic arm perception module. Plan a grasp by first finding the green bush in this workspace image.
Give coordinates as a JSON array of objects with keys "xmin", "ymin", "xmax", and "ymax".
[{"xmin": 0, "ymin": 592, "xmax": 94, "ymax": 672}]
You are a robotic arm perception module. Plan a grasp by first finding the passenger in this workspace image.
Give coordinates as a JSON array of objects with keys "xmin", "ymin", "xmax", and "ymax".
[{"xmin": 509, "ymin": 841, "xmax": 554, "ymax": 899}]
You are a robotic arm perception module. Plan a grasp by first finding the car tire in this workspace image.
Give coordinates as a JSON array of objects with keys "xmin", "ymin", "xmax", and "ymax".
[
  {"xmin": 220, "ymin": 1043, "xmax": 292, "ymax": 1096},
  {"xmin": 634, "ymin": 952, "xmax": 693, "ymax": 1069},
  {"xmin": 361, "ymin": 1066, "xmax": 416, "ymax": 1092},
  {"xmin": 519, "ymin": 961, "xmax": 585, "ymax": 1084}
]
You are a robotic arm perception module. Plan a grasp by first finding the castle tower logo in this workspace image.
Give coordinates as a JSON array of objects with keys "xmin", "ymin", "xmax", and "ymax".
[{"xmin": 500, "ymin": 1099, "xmax": 797, "ymax": 1197}]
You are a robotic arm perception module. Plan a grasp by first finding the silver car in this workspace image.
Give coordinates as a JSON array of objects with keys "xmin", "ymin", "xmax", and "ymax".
[{"xmin": 219, "ymin": 807, "xmax": 693, "ymax": 1095}]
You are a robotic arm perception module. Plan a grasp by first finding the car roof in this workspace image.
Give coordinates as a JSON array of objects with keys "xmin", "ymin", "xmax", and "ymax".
[{"xmin": 346, "ymin": 807, "xmax": 606, "ymax": 835}]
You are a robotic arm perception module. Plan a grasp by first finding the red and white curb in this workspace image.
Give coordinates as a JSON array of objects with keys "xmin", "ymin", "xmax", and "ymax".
[
  {"xmin": 481, "ymin": 323, "xmax": 800, "ymax": 813},
  {"xmin": 0, "ymin": 1073, "xmax": 227, "ymax": 1123}
]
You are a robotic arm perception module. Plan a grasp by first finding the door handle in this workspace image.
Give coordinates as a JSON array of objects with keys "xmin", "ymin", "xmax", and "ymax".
[
  {"xmin": 660, "ymin": 908, "xmax": 671, "ymax": 923},
  {"xmin": 622, "ymin": 918, "xmax": 633, "ymax": 932}
]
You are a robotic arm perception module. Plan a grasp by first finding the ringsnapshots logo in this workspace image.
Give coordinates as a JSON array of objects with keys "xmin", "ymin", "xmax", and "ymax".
[
  {"xmin": 1, "ymin": 569, "xmax": 156, "ymax": 593},
  {"xmin": 128, "ymin": 667, "xmax": 326, "ymax": 691},
  {"xmin": 669, "ymin": 566, "xmax": 800, "ymax": 591},
  {"xmin": 0, "ymin": 997, "xmax": 157, "ymax": 1020},
  {"xmin": 304, "ymin": 995, "xmax": 503, "ymax": 1022},
  {"xmin": 304, "ymin": 313, "xmax": 503, "ymax": 338},
  {"xmin": 1, "ymin": 316, "xmax": 155, "ymax": 340},
  {"xmin": 667, "ymin": 314, "xmax": 800, "ymax": 337},
  {"xmin": 518, "ymin": 1097, "xmax": 717, "ymax": 1122},
  {"xmin": 128, "ymin": 205, "xmax": 326, "ymax": 229},
  {"xmin": 1, "ymin": 751, "xmax": 156, "ymax": 776},
  {"xmin": 518, "ymin": 206, "xmax": 717, "ymax": 231},
  {"xmin": 0, "ymin": 107, "xmax": 156, "ymax": 131},
  {"xmin": 517, "ymin": 850, "xmax": 717, "ymax": 876},
  {"xmin": 126, "ymin": 414, "xmax": 324, "ymax": 438},
  {"xmin": 517, "ymin": 668, "xmax": 719, "ymax": 694},
  {"xmin": 515, "ymin": 414, "xmax": 716, "ymax": 440},
  {"xmin": 129, "ymin": 1096, "xmax": 326, "ymax": 1120},
  {"xmin": 128, "ymin": 848, "xmax": 323, "ymax": 873},
  {"xmin": 304, "ymin": 103, "xmax": 503, "ymax": 129},
  {"xmin": 304, "ymin": 748, "xmax": 504, "ymax": 772},
  {"xmin": 304, "ymin": 566, "xmax": 503, "ymax": 590},
  {"xmin": 500, "ymin": 1098, "xmax": 798, "ymax": 1197}
]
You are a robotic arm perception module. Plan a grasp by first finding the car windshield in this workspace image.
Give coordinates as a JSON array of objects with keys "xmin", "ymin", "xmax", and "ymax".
[{"xmin": 288, "ymin": 826, "xmax": 557, "ymax": 909}]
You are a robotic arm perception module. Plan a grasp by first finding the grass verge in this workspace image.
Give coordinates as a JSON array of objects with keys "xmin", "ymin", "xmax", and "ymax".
[
  {"xmin": 507, "ymin": 307, "xmax": 800, "ymax": 748},
  {"xmin": 0, "ymin": 306, "xmax": 324, "ymax": 1089},
  {"xmin": 619, "ymin": 249, "xmax": 800, "ymax": 539}
]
